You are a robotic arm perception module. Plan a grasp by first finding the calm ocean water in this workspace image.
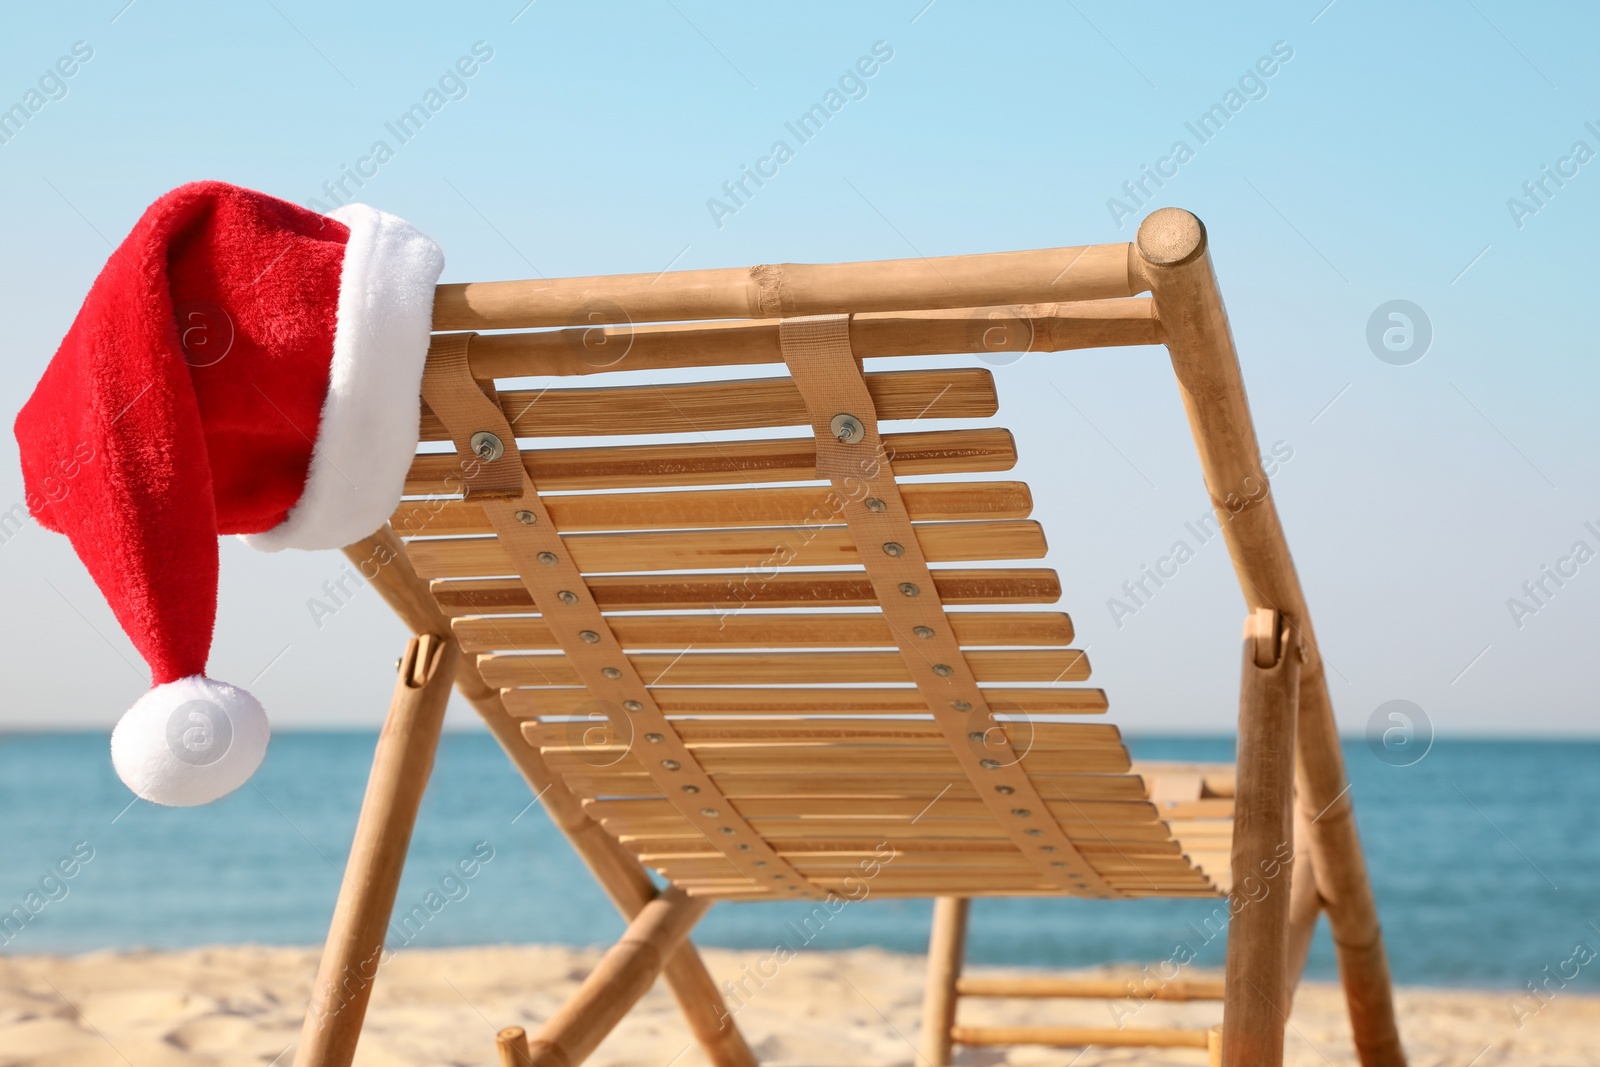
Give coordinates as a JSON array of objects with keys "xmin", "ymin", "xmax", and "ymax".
[{"xmin": 1, "ymin": 732, "xmax": 1595, "ymax": 991}]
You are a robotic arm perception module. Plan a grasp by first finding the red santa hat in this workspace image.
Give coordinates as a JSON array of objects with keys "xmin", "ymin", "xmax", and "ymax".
[{"xmin": 14, "ymin": 181, "xmax": 444, "ymax": 806}]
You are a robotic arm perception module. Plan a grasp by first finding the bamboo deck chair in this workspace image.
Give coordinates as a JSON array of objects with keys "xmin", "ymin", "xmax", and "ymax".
[{"xmin": 290, "ymin": 209, "xmax": 1406, "ymax": 1067}]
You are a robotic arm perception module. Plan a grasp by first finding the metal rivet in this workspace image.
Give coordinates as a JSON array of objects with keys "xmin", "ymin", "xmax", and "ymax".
[
  {"xmin": 660, "ymin": 758, "xmax": 680, "ymax": 770},
  {"xmin": 537, "ymin": 552, "xmax": 559, "ymax": 567},
  {"xmin": 681, "ymin": 784, "xmax": 700, "ymax": 794},
  {"xmin": 865, "ymin": 497, "xmax": 886, "ymax": 513},
  {"xmin": 579, "ymin": 630, "xmax": 600, "ymax": 644},
  {"xmin": 737, "ymin": 843, "xmax": 752, "ymax": 851},
  {"xmin": 623, "ymin": 700, "xmax": 643, "ymax": 712},
  {"xmin": 932, "ymin": 663, "xmax": 954, "ymax": 677},
  {"xmin": 882, "ymin": 541, "xmax": 904, "ymax": 557},
  {"xmin": 1050, "ymin": 861, "xmax": 1067, "ymax": 868},
  {"xmin": 513, "ymin": 509, "xmax": 536, "ymax": 525},
  {"xmin": 899, "ymin": 582, "xmax": 920, "ymax": 597},
  {"xmin": 994, "ymin": 785, "xmax": 1015, "ymax": 795},
  {"xmin": 913, "ymin": 626, "xmax": 935, "ymax": 639},
  {"xmin": 830, "ymin": 413, "xmax": 865, "ymax": 444},
  {"xmin": 645, "ymin": 733, "xmax": 663, "ymax": 743},
  {"xmin": 980, "ymin": 759, "xmax": 1001, "ymax": 770},
  {"xmin": 720, "ymin": 826, "xmax": 737, "ymax": 836},
  {"xmin": 1025, "ymin": 828, "xmax": 1044, "ymax": 837},
  {"xmin": 469, "ymin": 430, "xmax": 503, "ymax": 462},
  {"xmin": 1040, "ymin": 845, "xmax": 1055, "ymax": 852},
  {"xmin": 951, "ymin": 700, "xmax": 972, "ymax": 712},
  {"xmin": 1011, "ymin": 808, "xmax": 1032, "ymax": 818},
  {"xmin": 601, "ymin": 666, "xmax": 622, "ymax": 679},
  {"xmin": 700, "ymin": 807, "xmax": 720, "ymax": 817},
  {"xmin": 968, "ymin": 732, "xmax": 987, "ymax": 742},
  {"xmin": 557, "ymin": 590, "xmax": 579, "ymax": 605},
  {"xmin": 753, "ymin": 860, "xmax": 768, "ymax": 867},
  {"xmin": 772, "ymin": 873, "xmax": 786, "ymax": 880},
  {"xmin": 787, "ymin": 885, "xmax": 802, "ymax": 892}
]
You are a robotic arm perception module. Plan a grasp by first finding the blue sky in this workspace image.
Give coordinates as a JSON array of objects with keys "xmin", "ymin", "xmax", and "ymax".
[{"xmin": 1, "ymin": 0, "xmax": 1597, "ymax": 740}]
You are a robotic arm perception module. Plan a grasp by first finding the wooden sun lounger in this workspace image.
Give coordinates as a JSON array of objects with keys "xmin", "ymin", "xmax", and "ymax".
[{"xmin": 291, "ymin": 209, "xmax": 1406, "ymax": 1067}]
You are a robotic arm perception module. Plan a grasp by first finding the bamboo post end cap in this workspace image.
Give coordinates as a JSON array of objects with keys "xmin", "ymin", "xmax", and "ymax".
[{"xmin": 1136, "ymin": 208, "xmax": 1207, "ymax": 268}]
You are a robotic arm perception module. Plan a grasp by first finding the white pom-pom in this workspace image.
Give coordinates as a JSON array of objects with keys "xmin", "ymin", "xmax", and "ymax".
[{"xmin": 111, "ymin": 676, "xmax": 270, "ymax": 807}]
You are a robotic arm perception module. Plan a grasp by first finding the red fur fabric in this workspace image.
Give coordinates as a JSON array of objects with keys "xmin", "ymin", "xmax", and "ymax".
[{"xmin": 15, "ymin": 182, "xmax": 349, "ymax": 684}]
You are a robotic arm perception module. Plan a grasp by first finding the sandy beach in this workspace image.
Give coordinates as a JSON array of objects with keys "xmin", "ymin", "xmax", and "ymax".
[{"xmin": 0, "ymin": 944, "xmax": 1592, "ymax": 1066}]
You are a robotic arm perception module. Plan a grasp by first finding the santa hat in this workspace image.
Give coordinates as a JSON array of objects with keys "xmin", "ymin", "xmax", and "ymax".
[{"xmin": 15, "ymin": 181, "xmax": 444, "ymax": 807}]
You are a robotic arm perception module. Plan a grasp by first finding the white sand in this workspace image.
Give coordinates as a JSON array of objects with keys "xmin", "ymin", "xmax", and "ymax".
[{"xmin": 0, "ymin": 944, "xmax": 1592, "ymax": 1065}]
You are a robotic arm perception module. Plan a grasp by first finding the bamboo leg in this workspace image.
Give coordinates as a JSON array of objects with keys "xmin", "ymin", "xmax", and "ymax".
[
  {"xmin": 497, "ymin": 1026, "xmax": 531, "ymax": 1067},
  {"xmin": 524, "ymin": 887, "xmax": 712, "ymax": 1067},
  {"xmin": 343, "ymin": 529, "xmax": 758, "ymax": 1067},
  {"xmin": 1221, "ymin": 610, "xmax": 1299, "ymax": 1067},
  {"xmin": 292, "ymin": 633, "xmax": 458, "ymax": 1067},
  {"xmin": 1136, "ymin": 209, "xmax": 1406, "ymax": 1067},
  {"xmin": 1286, "ymin": 801, "xmax": 1322, "ymax": 1001},
  {"xmin": 918, "ymin": 897, "xmax": 971, "ymax": 1067}
]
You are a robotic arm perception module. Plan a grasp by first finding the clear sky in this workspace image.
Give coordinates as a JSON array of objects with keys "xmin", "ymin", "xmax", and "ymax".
[{"xmin": 0, "ymin": 0, "xmax": 1596, "ymax": 740}]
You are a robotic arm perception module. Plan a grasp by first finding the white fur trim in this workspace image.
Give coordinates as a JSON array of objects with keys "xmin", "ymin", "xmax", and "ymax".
[
  {"xmin": 243, "ymin": 204, "xmax": 444, "ymax": 552},
  {"xmin": 111, "ymin": 676, "xmax": 270, "ymax": 806}
]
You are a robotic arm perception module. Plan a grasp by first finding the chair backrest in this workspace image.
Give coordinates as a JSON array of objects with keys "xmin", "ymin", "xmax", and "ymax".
[{"xmin": 395, "ymin": 238, "xmax": 1233, "ymax": 902}]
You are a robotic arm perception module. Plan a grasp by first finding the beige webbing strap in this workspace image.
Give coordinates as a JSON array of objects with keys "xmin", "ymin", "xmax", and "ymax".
[
  {"xmin": 420, "ymin": 334, "xmax": 821, "ymax": 899},
  {"xmin": 778, "ymin": 314, "xmax": 1119, "ymax": 899}
]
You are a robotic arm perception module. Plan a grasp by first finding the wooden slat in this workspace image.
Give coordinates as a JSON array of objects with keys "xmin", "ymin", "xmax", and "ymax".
[
  {"xmin": 612, "ymin": 819, "xmax": 1171, "ymax": 843},
  {"xmin": 631, "ymin": 838, "xmax": 1187, "ymax": 860},
  {"xmin": 461, "ymin": 299, "xmax": 1160, "ymax": 378},
  {"xmin": 556, "ymin": 771, "xmax": 1144, "ymax": 801},
  {"xmin": 419, "ymin": 368, "xmax": 995, "ymax": 440},
  {"xmin": 480, "ymin": 648, "xmax": 1088, "ymax": 688},
  {"xmin": 397, "ymin": 481, "xmax": 1033, "ymax": 537},
  {"xmin": 432, "ymin": 567, "xmax": 1060, "ymax": 614},
  {"xmin": 407, "ymin": 520, "xmax": 1047, "ymax": 578},
  {"xmin": 453, "ymin": 610, "xmax": 1074, "ymax": 652},
  {"xmin": 584, "ymin": 797, "xmax": 1154, "ymax": 824},
  {"xmin": 501, "ymin": 685, "xmax": 1108, "ymax": 717},
  {"xmin": 951, "ymin": 1026, "xmax": 1211, "ymax": 1049},
  {"xmin": 643, "ymin": 718, "xmax": 1119, "ymax": 745},
  {"xmin": 544, "ymin": 745, "xmax": 1131, "ymax": 775},
  {"xmin": 404, "ymin": 428, "xmax": 1016, "ymax": 494},
  {"xmin": 956, "ymin": 975, "xmax": 1226, "ymax": 1000}
]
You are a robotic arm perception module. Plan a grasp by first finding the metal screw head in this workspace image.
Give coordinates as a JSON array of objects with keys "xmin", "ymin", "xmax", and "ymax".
[
  {"xmin": 899, "ymin": 582, "xmax": 920, "ymax": 597},
  {"xmin": 470, "ymin": 431, "xmax": 504, "ymax": 462},
  {"xmin": 557, "ymin": 590, "xmax": 579, "ymax": 605},
  {"xmin": 913, "ymin": 625, "xmax": 935, "ymax": 639},
  {"xmin": 1011, "ymin": 808, "xmax": 1032, "ymax": 818},
  {"xmin": 681, "ymin": 784, "xmax": 700, "ymax": 794},
  {"xmin": 882, "ymin": 542, "xmax": 904, "ymax": 557},
  {"xmin": 700, "ymin": 807, "xmax": 720, "ymax": 817},
  {"xmin": 660, "ymin": 758, "xmax": 680, "ymax": 770},
  {"xmin": 864, "ymin": 497, "xmax": 886, "ymax": 513},
  {"xmin": 980, "ymin": 758, "xmax": 1001, "ymax": 769},
  {"xmin": 737, "ymin": 843, "xmax": 752, "ymax": 851},
  {"xmin": 644, "ymin": 732, "xmax": 664, "ymax": 743},
  {"xmin": 932, "ymin": 663, "xmax": 954, "ymax": 677},
  {"xmin": 719, "ymin": 826, "xmax": 737, "ymax": 836},
  {"xmin": 1025, "ymin": 828, "xmax": 1044, "ymax": 837},
  {"xmin": 623, "ymin": 700, "xmax": 643, "ymax": 712},
  {"xmin": 601, "ymin": 666, "xmax": 622, "ymax": 679},
  {"xmin": 994, "ymin": 784, "xmax": 1015, "ymax": 795},
  {"xmin": 753, "ymin": 860, "xmax": 768, "ymax": 868},
  {"xmin": 579, "ymin": 630, "xmax": 600, "ymax": 644},
  {"xmin": 537, "ymin": 551, "xmax": 559, "ymax": 567},
  {"xmin": 1050, "ymin": 861, "xmax": 1067, "ymax": 868},
  {"xmin": 1040, "ymin": 845, "xmax": 1055, "ymax": 852},
  {"xmin": 514, "ymin": 509, "xmax": 536, "ymax": 525},
  {"xmin": 951, "ymin": 701, "xmax": 973, "ymax": 713},
  {"xmin": 830, "ymin": 413, "xmax": 865, "ymax": 444},
  {"xmin": 968, "ymin": 731, "xmax": 987, "ymax": 742}
]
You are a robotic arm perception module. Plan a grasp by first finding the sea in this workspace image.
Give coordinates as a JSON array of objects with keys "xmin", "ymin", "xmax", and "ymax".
[{"xmin": 1, "ymin": 732, "xmax": 1596, "ymax": 993}]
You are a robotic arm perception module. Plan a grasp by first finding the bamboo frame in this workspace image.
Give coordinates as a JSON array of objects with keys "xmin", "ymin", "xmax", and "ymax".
[
  {"xmin": 1135, "ymin": 209, "xmax": 1404, "ymax": 1066},
  {"xmin": 293, "ymin": 633, "xmax": 458, "ymax": 1067},
  {"xmin": 917, "ymin": 897, "xmax": 969, "ymax": 1067},
  {"xmin": 1220, "ymin": 609, "xmax": 1300, "ymax": 1067},
  {"xmin": 298, "ymin": 215, "xmax": 1403, "ymax": 1067}
]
